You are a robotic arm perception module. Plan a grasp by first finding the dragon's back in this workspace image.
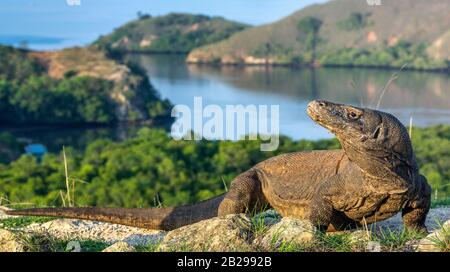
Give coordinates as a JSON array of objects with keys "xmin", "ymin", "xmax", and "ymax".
[{"xmin": 255, "ymin": 149, "xmax": 347, "ymax": 201}]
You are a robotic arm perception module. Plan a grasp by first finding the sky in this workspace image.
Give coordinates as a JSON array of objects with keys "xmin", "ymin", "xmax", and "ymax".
[{"xmin": 0, "ymin": 0, "xmax": 328, "ymax": 49}]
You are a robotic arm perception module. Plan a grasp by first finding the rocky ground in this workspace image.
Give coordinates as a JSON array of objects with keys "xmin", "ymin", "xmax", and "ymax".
[{"xmin": 0, "ymin": 206, "xmax": 449, "ymax": 252}]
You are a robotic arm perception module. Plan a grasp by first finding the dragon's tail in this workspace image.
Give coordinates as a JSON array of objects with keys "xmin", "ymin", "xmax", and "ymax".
[{"xmin": 5, "ymin": 194, "xmax": 226, "ymax": 230}]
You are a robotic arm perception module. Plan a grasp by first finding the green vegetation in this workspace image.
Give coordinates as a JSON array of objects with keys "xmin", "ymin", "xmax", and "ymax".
[
  {"xmin": 0, "ymin": 132, "xmax": 22, "ymax": 163},
  {"xmin": 371, "ymin": 228, "xmax": 425, "ymax": 251},
  {"xmin": 411, "ymin": 125, "xmax": 450, "ymax": 200},
  {"xmin": 0, "ymin": 216, "xmax": 54, "ymax": 228},
  {"xmin": 0, "ymin": 125, "xmax": 449, "ymax": 209},
  {"xmin": 319, "ymin": 41, "xmax": 448, "ymax": 70},
  {"xmin": 19, "ymin": 233, "xmax": 109, "ymax": 252},
  {"xmin": 0, "ymin": 76, "xmax": 117, "ymax": 125},
  {"xmin": 0, "ymin": 45, "xmax": 172, "ymax": 125},
  {"xmin": 297, "ymin": 17, "xmax": 323, "ymax": 64},
  {"xmin": 0, "ymin": 46, "xmax": 44, "ymax": 82},
  {"xmin": 426, "ymin": 221, "xmax": 450, "ymax": 252},
  {"xmin": 0, "ymin": 128, "xmax": 339, "ymax": 208},
  {"xmin": 337, "ymin": 12, "xmax": 371, "ymax": 31},
  {"xmin": 95, "ymin": 13, "xmax": 249, "ymax": 54},
  {"xmin": 188, "ymin": 0, "xmax": 450, "ymax": 71}
]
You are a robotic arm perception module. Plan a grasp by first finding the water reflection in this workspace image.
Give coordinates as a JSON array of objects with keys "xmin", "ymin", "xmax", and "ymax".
[{"xmin": 127, "ymin": 54, "xmax": 450, "ymax": 140}]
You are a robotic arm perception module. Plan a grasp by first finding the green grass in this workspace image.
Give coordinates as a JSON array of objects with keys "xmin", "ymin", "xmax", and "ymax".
[
  {"xmin": 425, "ymin": 221, "xmax": 450, "ymax": 252},
  {"xmin": 431, "ymin": 198, "xmax": 450, "ymax": 208},
  {"xmin": 0, "ymin": 216, "xmax": 54, "ymax": 228},
  {"xmin": 13, "ymin": 231, "xmax": 110, "ymax": 252},
  {"xmin": 371, "ymin": 228, "xmax": 426, "ymax": 252},
  {"xmin": 268, "ymin": 231, "xmax": 358, "ymax": 252},
  {"xmin": 314, "ymin": 232, "xmax": 355, "ymax": 252},
  {"xmin": 135, "ymin": 242, "xmax": 161, "ymax": 252}
]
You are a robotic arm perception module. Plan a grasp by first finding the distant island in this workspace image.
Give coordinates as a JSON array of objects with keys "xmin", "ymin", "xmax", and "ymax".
[
  {"xmin": 0, "ymin": 45, "xmax": 172, "ymax": 126},
  {"xmin": 186, "ymin": 0, "xmax": 450, "ymax": 71},
  {"xmin": 95, "ymin": 13, "xmax": 249, "ymax": 54}
]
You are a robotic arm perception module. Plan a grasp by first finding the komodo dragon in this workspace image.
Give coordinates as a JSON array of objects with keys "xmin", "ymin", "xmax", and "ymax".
[{"xmin": 7, "ymin": 100, "xmax": 431, "ymax": 232}]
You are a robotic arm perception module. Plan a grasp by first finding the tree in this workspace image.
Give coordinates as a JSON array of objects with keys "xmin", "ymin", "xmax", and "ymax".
[{"xmin": 297, "ymin": 17, "xmax": 323, "ymax": 65}]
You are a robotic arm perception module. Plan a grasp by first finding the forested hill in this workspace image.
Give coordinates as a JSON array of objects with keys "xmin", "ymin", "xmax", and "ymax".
[
  {"xmin": 95, "ymin": 13, "xmax": 249, "ymax": 54},
  {"xmin": 0, "ymin": 45, "xmax": 171, "ymax": 125},
  {"xmin": 187, "ymin": 0, "xmax": 450, "ymax": 71}
]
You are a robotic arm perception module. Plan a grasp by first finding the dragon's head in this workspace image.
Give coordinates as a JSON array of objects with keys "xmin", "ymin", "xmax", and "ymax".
[{"xmin": 307, "ymin": 100, "xmax": 417, "ymax": 177}]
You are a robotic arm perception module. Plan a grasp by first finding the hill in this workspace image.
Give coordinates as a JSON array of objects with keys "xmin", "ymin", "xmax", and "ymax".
[
  {"xmin": 95, "ymin": 13, "xmax": 249, "ymax": 54},
  {"xmin": 0, "ymin": 45, "xmax": 172, "ymax": 125},
  {"xmin": 187, "ymin": 0, "xmax": 450, "ymax": 70}
]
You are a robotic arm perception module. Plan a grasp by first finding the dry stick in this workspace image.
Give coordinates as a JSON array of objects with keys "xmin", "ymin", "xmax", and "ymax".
[
  {"xmin": 63, "ymin": 146, "xmax": 71, "ymax": 207},
  {"xmin": 221, "ymin": 177, "xmax": 228, "ymax": 192},
  {"xmin": 0, "ymin": 196, "xmax": 34, "ymax": 207},
  {"xmin": 409, "ymin": 116, "xmax": 413, "ymax": 139},
  {"xmin": 375, "ymin": 64, "xmax": 408, "ymax": 110},
  {"xmin": 59, "ymin": 190, "xmax": 67, "ymax": 207}
]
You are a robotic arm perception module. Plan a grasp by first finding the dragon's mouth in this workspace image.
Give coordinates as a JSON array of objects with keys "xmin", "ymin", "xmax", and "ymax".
[{"xmin": 307, "ymin": 102, "xmax": 338, "ymax": 135}]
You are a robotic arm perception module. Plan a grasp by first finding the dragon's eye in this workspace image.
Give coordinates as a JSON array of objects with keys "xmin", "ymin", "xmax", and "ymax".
[{"xmin": 348, "ymin": 111, "xmax": 359, "ymax": 120}]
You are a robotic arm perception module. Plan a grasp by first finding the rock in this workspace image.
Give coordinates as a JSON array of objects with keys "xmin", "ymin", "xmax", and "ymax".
[
  {"xmin": 348, "ymin": 230, "xmax": 372, "ymax": 245},
  {"xmin": 21, "ymin": 219, "xmax": 165, "ymax": 247},
  {"xmin": 158, "ymin": 214, "xmax": 253, "ymax": 252},
  {"xmin": 416, "ymin": 220, "xmax": 450, "ymax": 252},
  {"xmin": 0, "ymin": 229, "xmax": 25, "ymax": 252},
  {"xmin": 257, "ymin": 217, "xmax": 316, "ymax": 251},
  {"xmin": 102, "ymin": 241, "xmax": 136, "ymax": 252},
  {"xmin": 369, "ymin": 207, "xmax": 450, "ymax": 233},
  {"xmin": 0, "ymin": 206, "xmax": 15, "ymax": 220}
]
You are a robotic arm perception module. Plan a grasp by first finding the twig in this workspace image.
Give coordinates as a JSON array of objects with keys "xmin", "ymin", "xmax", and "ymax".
[
  {"xmin": 376, "ymin": 64, "xmax": 408, "ymax": 109},
  {"xmin": 63, "ymin": 146, "xmax": 72, "ymax": 207},
  {"xmin": 409, "ymin": 116, "xmax": 413, "ymax": 139},
  {"xmin": 221, "ymin": 177, "xmax": 228, "ymax": 192}
]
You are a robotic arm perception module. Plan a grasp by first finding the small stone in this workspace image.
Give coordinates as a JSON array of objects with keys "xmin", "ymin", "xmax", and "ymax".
[
  {"xmin": 348, "ymin": 230, "xmax": 372, "ymax": 245},
  {"xmin": 102, "ymin": 241, "xmax": 136, "ymax": 252},
  {"xmin": 0, "ymin": 206, "xmax": 15, "ymax": 220},
  {"xmin": 257, "ymin": 217, "xmax": 316, "ymax": 251},
  {"xmin": 158, "ymin": 214, "xmax": 253, "ymax": 252},
  {"xmin": 416, "ymin": 219, "xmax": 450, "ymax": 252},
  {"xmin": 22, "ymin": 218, "xmax": 164, "ymax": 247},
  {"xmin": 0, "ymin": 229, "xmax": 25, "ymax": 252}
]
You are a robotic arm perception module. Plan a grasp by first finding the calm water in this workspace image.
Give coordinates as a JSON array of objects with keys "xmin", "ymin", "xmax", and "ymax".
[
  {"xmin": 128, "ymin": 54, "xmax": 450, "ymax": 140},
  {"xmin": 2, "ymin": 54, "xmax": 450, "ymax": 153}
]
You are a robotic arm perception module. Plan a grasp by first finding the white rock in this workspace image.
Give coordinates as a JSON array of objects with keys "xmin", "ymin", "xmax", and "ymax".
[
  {"xmin": 416, "ymin": 219, "xmax": 450, "ymax": 252},
  {"xmin": 158, "ymin": 214, "xmax": 253, "ymax": 252},
  {"xmin": 0, "ymin": 229, "xmax": 25, "ymax": 252},
  {"xmin": 102, "ymin": 241, "xmax": 136, "ymax": 252},
  {"xmin": 21, "ymin": 219, "xmax": 165, "ymax": 247},
  {"xmin": 0, "ymin": 206, "xmax": 15, "ymax": 220},
  {"xmin": 257, "ymin": 217, "xmax": 316, "ymax": 250}
]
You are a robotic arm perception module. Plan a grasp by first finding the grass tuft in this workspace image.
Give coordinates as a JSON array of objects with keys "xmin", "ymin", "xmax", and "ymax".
[
  {"xmin": 371, "ymin": 227, "xmax": 425, "ymax": 252},
  {"xmin": 426, "ymin": 221, "xmax": 450, "ymax": 252},
  {"xmin": 0, "ymin": 216, "xmax": 54, "ymax": 228}
]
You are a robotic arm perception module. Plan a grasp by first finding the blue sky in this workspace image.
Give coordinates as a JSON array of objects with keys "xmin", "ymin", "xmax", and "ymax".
[{"xmin": 0, "ymin": 0, "xmax": 327, "ymax": 49}]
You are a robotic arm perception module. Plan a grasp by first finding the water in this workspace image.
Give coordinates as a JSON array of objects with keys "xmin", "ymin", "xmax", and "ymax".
[
  {"xmin": 128, "ymin": 54, "xmax": 450, "ymax": 140},
  {"xmin": 1, "ymin": 54, "xmax": 450, "ymax": 154}
]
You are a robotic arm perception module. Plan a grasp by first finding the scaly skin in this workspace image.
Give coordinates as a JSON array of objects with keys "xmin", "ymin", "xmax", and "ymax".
[{"xmin": 7, "ymin": 100, "xmax": 431, "ymax": 232}]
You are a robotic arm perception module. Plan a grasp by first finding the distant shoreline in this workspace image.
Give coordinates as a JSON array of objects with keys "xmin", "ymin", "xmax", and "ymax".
[
  {"xmin": 112, "ymin": 51, "xmax": 450, "ymax": 74},
  {"xmin": 184, "ymin": 59, "xmax": 450, "ymax": 74}
]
